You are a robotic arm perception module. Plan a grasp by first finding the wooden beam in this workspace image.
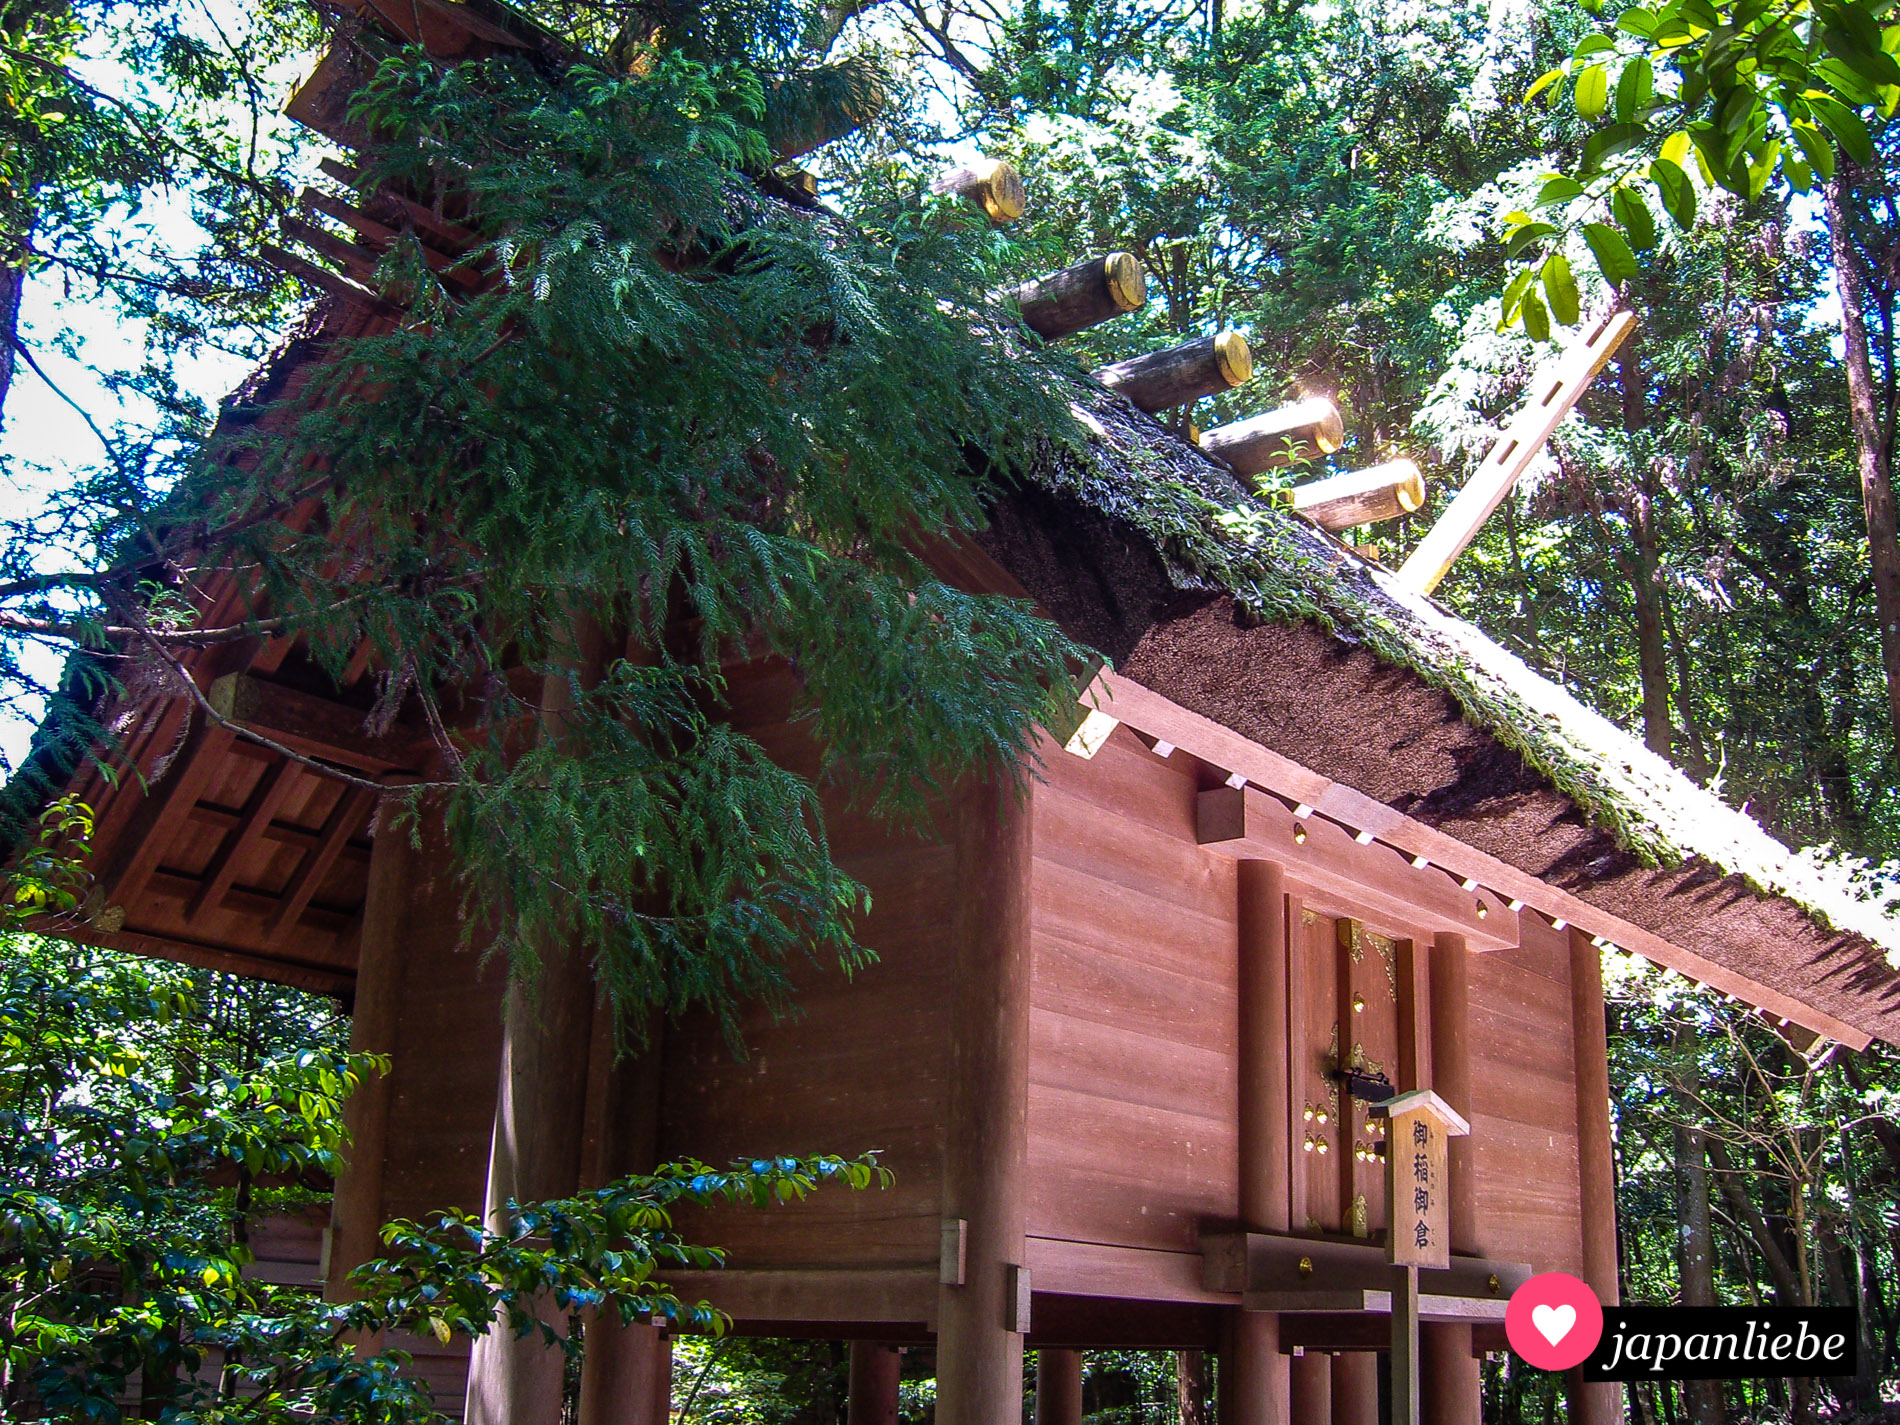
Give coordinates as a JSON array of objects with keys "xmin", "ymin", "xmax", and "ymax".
[
  {"xmin": 1397, "ymin": 312, "xmax": 1636, "ymax": 596},
  {"xmin": 301, "ymin": 187, "xmax": 486, "ymax": 291},
  {"xmin": 1201, "ymin": 397, "xmax": 1344, "ymax": 478},
  {"xmin": 1239, "ymin": 860, "xmax": 1291, "ymax": 1233},
  {"xmin": 186, "ymin": 802, "xmax": 371, "ymax": 861},
  {"xmin": 1026, "ymin": 1237, "xmax": 1231, "ymax": 1306},
  {"xmin": 281, "ymin": 214, "xmax": 383, "ymax": 288},
  {"xmin": 185, "ymin": 759, "xmax": 299, "ymax": 923},
  {"xmin": 1201, "ymin": 1232, "xmax": 1529, "ymax": 1303},
  {"xmin": 32, "ymin": 920, "xmax": 354, "ymax": 995},
  {"xmin": 259, "ymin": 241, "xmax": 404, "ymax": 322},
  {"xmin": 660, "ymin": 1268, "xmax": 937, "ymax": 1325},
  {"xmin": 1197, "ymin": 785, "xmax": 1514, "ymax": 950},
  {"xmin": 1011, "ymin": 253, "xmax": 1146, "ymax": 340},
  {"xmin": 207, "ymin": 673, "xmax": 424, "ymax": 772},
  {"xmin": 933, "ymin": 158, "xmax": 1026, "ymax": 224},
  {"xmin": 148, "ymin": 869, "xmax": 354, "ymax": 934},
  {"xmin": 317, "ymin": 158, "xmax": 483, "ymax": 254},
  {"xmin": 1291, "ymin": 460, "xmax": 1425, "ymax": 531},
  {"xmin": 98, "ymin": 722, "xmax": 238, "ymax": 915},
  {"xmin": 1094, "ymin": 332, "xmax": 1252, "ymax": 413},
  {"xmin": 265, "ymin": 785, "xmax": 378, "ymax": 937},
  {"xmin": 1080, "ymin": 668, "xmax": 1874, "ymax": 1050}
]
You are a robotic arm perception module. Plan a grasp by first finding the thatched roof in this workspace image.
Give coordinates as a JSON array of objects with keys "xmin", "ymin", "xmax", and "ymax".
[{"xmin": 985, "ymin": 367, "xmax": 1900, "ymax": 1047}]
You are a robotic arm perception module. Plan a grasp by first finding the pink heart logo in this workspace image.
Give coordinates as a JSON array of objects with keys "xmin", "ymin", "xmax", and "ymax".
[{"xmin": 1506, "ymin": 1272, "xmax": 1603, "ymax": 1371}]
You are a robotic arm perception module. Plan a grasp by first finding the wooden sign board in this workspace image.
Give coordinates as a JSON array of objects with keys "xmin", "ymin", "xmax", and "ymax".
[{"xmin": 1377, "ymin": 1089, "xmax": 1469, "ymax": 1270}]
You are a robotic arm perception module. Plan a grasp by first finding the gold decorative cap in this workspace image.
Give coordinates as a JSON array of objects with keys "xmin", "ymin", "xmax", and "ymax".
[
  {"xmin": 1214, "ymin": 329, "xmax": 1252, "ymax": 386},
  {"xmin": 1391, "ymin": 458, "xmax": 1426, "ymax": 513},
  {"xmin": 1104, "ymin": 251, "xmax": 1147, "ymax": 312},
  {"xmin": 977, "ymin": 159, "xmax": 1025, "ymax": 223}
]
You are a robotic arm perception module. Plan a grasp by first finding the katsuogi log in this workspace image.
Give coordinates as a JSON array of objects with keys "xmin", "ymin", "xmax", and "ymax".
[
  {"xmin": 1201, "ymin": 396, "xmax": 1344, "ymax": 477},
  {"xmin": 931, "ymin": 158, "xmax": 1027, "ymax": 224},
  {"xmin": 1094, "ymin": 331, "xmax": 1252, "ymax": 413},
  {"xmin": 1290, "ymin": 459, "xmax": 1426, "ymax": 531},
  {"xmin": 1011, "ymin": 252, "xmax": 1147, "ymax": 341}
]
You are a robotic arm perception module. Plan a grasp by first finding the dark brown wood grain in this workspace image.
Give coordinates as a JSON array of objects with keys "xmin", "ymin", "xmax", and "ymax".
[{"xmin": 1094, "ymin": 333, "xmax": 1251, "ymax": 413}]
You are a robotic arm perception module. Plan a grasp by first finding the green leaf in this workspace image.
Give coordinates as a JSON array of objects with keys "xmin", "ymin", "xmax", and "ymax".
[
  {"xmin": 1789, "ymin": 120, "xmax": 1838, "ymax": 180},
  {"xmin": 1576, "ymin": 64, "xmax": 1611, "ymax": 119},
  {"xmin": 1521, "ymin": 290, "xmax": 1552, "ymax": 342},
  {"xmin": 1785, "ymin": 154, "xmax": 1814, "ymax": 191},
  {"xmin": 1617, "ymin": 7, "xmax": 1659, "ymax": 37},
  {"xmin": 1744, "ymin": 135, "xmax": 1781, "ymax": 199},
  {"xmin": 1542, "ymin": 253, "xmax": 1581, "ymax": 326},
  {"xmin": 1506, "ymin": 220, "xmax": 1560, "ymax": 258},
  {"xmin": 1501, "ymin": 267, "xmax": 1536, "ymax": 323},
  {"xmin": 1808, "ymin": 92, "xmax": 1876, "ymax": 163},
  {"xmin": 1650, "ymin": 156, "xmax": 1699, "ymax": 228},
  {"xmin": 1525, "ymin": 67, "xmax": 1566, "ymax": 104},
  {"xmin": 1717, "ymin": 83, "xmax": 1761, "ymax": 135},
  {"xmin": 1575, "ymin": 34, "xmax": 1618, "ymax": 56},
  {"xmin": 1815, "ymin": 57, "xmax": 1881, "ymax": 104},
  {"xmin": 1616, "ymin": 55, "xmax": 1656, "ymax": 121},
  {"xmin": 1537, "ymin": 176, "xmax": 1587, "ymax": 206},
  {"xmin": 1613, "ymin": 184, "xmax": 1660, "ymax": 250},
  {"xmin": 1825, "ymin": 25, "xmax": 1900, "ymax": 86},
  {"xmin": 1584, "ymin": 221, "xmax": 1641, "ymax": 284},
  {"xmin": 1581, "ymin": 122, "xmax": 1650, "ymax": 173},
  {"xmin": 1678, "ymin": 0, "xmax": 1722, "ymax": 29}
]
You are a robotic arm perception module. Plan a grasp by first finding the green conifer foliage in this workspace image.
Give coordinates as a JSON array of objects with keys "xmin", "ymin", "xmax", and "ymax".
[{"xmin": 186, "ymin": 46, "xmax": 1090, "ymax": 1041}]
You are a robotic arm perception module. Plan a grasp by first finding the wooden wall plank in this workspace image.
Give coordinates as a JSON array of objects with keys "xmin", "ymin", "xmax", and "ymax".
[{"xmin": 1024, "ymin": 727, "xmax": 1242, "ymax": 1255}]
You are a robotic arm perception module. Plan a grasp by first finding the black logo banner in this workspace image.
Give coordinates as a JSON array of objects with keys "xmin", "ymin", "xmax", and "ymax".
[{"xmin": 1583, "ymin": 1307, "xmax": 1858, "ymax": 1381}]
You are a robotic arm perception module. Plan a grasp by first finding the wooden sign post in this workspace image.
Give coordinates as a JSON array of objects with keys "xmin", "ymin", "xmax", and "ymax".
[{"xmin": 1377, "ymin": 1089, "xmax": 1471, "ymax": 1425}]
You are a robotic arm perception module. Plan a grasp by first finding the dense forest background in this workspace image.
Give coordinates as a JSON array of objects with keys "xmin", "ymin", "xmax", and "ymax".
[{"xmin": 5, "ymin": 0, "xmax": 1900, "ymax": 1418}]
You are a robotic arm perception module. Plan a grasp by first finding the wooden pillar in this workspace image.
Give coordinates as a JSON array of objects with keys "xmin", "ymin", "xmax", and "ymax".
[
  {"xmin": 1228, "ymin": 860, "xmax": 1290, "ymax": 1425},
  {"xmin": 1567, "ymin": 926, "xmax": 1621, "ymax": 1425},
  {"xmin": 578, "ymin": 1319, "xmax": 671, "ymax": 1425},
  {"xmin": 1391, "ymin": 1266, "xmax": 1420, "ymax": 1425},
  {"xmin": 1289, "ymin": 1353, "xmax": 1330, "ymax": 1423},
  {"xmin": 325, "ymin": 792, "xmax": 412, "ymax": 1301},
  {"xmin": 468, "ymin": 649, "xmax": 608, "ymax": 1425},
  {"xmin": 576, "ymin": 1005, "xmax": 671, "ymax": 1425},
  {"xmin": 465, "ymin": 929, "xmax": 598, "ymax": 1425},
  {"xmin": 850, "ymin": 1342, "xmax": 903, "ymax": 1425},
  {"xmin": 936, "ymin": 776, "xmax": 1033, "ymax": 1425},
  {"xmin": 1226, "ymin": 1315, "xmax": 1285, "ymax": 1425},
  {"xmin": 1033, "ymin": 1349, "xmax": 1083, "ymax": 1425},
  {"xmin": 1421, "ymin": 1326, "xmax": 1480, "ymax": 1425},
  {"xmin": 1330, "ymin": 1352, "xmax": 1378, "ymax": 1425},
  {"xmin": 1423, "ymin": 933, "xmax": 1479, "ymax": 1425}
]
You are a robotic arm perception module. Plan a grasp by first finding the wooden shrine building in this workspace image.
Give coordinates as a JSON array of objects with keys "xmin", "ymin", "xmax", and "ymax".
[{"xmin": 13, "ymin": 3, "xmax": 1900, "ymax": 1424}]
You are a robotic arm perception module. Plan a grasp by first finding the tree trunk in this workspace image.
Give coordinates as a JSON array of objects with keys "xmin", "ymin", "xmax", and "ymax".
[
  {"xmin": 0, "ymin": 262, "xmax": 20, "ymax": 431},
  {"xmin": 1618, "ymin": 348, "xmax": 1674, "ymax": 758},
  {"xmin": 1672, "ymin": 1028, "xmax": 1722, "ymax": 1425},
  {"xmin": 1824, "ymin": 171, "xmax": 1900, "ymax": 763}
]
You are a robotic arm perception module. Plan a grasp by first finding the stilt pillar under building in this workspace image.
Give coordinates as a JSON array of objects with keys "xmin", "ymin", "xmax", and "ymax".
[
  {"xmin": 1330, "ymin": 1352, "xmax": 1378, "ymax": 1425},
  {"xmin": 850, "ymin": 1342, "xmax": 903, "ymax": 1425},
  {"xmin": 1034, "ymin": 1348, "xmax": 1083, "ymax": 1425}
]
